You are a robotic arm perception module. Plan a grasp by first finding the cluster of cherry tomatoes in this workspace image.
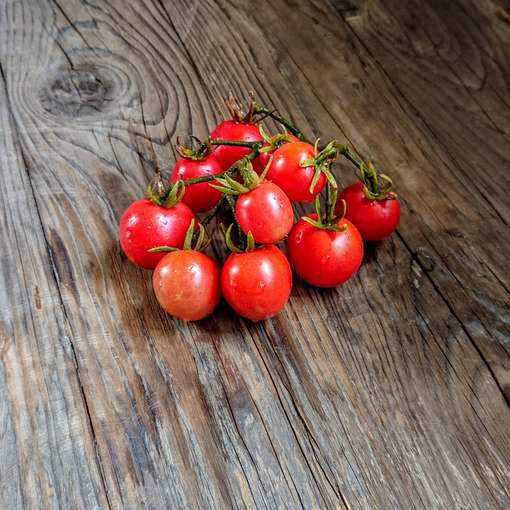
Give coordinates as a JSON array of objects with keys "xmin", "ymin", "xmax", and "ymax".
[{"xmin": 119, "ymin": 98, "xmax": 400, "ymax": 322}]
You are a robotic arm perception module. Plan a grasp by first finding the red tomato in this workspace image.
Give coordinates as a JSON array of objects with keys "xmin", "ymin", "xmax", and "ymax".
[
  {"xmin": 221, "ymin": 245, "xmax": 292, "ymax": 321},
  {"xmin": 253, "ymin": 134, "xmax": 301, "ymax": 175},
  {"xmin": 339, "ymin": 181, "xmax": 400, "ymax": 241},
  {"xmin": 171, "ymin": 156, "xmax": 223, "ymax": 213},
  {"xmin": 210, "ymin": 120, "xmax": 263, "ymax": 170},
  {"xmin": 119, "ymin": 199, "xmax": 195, "ymax": 270},
  {"xmin": 287, "ymin": 215, "xmax": 363, "ymax": 288},
  {"xmin": 153, "ymin": 250, "xmax": 221, "ymax": 321},
  {"xmin": 266, "ymin": 142, "xmax": 326, "ymax": 202},
  {"xmin": 236, "ymin": 182, "xmax": 294, "ymax": 244}
]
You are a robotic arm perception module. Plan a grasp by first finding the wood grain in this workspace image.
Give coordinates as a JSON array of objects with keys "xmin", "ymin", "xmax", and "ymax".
[{"xmin": 0, "ymin": 0, "xmax": 509, "ymax": 509}]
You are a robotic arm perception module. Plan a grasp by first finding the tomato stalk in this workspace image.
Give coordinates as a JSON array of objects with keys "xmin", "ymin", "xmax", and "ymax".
[
  {"xmin": 252, "ymin": 104, "xmax": 309, "ymax": 143},
  {"xmin": 180, "ymin": 141, "xmax": 262, "ymax": 186},
  {"xmin": 223, "ymin": 223, "xmax": 256, "ymax": 253},
  {"xmin": 147, "ymin": 174, "xmax": 186, "ymax": 207},
  {"xmin": 251, "ymin": 103, "xmax": 368, "ymax": 177},
  {"xmin": 175, "ymin": 136, "xmax": 210, "ymax": 160},
  {"xmin": 338, "ymin": 145, "xmax": 362, "ymax": 168},
  {"xmin": 302, "ymin": 185, "xmax": 347, "ymax": 232},
  {"xmin": 337, "ymin": 146, "xmax": 396, "ymax": 200},
  {"xmin": 209, "ymin": 139, "xmax": 262, "ymax": 149}
]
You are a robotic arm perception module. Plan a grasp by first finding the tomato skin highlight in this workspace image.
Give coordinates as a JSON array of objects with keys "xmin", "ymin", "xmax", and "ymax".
[
  {"xmin": 171, "ymin": 156, "xmax": 223, "ymax": 213},
  {"xmin": 153, "ymin": 251, "xmax": 221, "ymax": 321},
  {"xmin": 266, "ymin": 142, "xmax": 326, "ymax": 202},
  {"xmin": 287, "ymin": 215, "xmax": 363, "ymax": 288},
  {"xmin": 253, "ymin": 134, "xmax": 301, "ymax": 175},
  {"xmin": 236, "ymin": 182, "xmax": 294, "ymax": 244},
  {"xmin": 119, "ymin": 199, "xmax": 195, "ymax": 270},
  {"xmin": 210, "ymin": 120, "xmax": 263, "ymax": 170},
  {"xmin": 339, "ymin": 181, "xmax": 400, "ymax": 241},
  {"xmin": 221, "ymin": 245, "xmax": 292, "ymax": 321}
]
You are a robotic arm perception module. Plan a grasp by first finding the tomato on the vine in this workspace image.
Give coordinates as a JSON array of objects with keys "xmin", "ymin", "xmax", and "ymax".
[
  {"xmin": 338, "ymin": 181, "xmax": 400, "ymax": 241},
  {"xmin": 210, "ymin": 120, "xmax": 263, "ymax": 171},
  {"xmin": 253, "ymin": 133, "xmax": 301, "ymax": 175},
  {"xmin": 236, "ymin": 182, "xmax": 294, "ymax": 244},
  {"xmin": 221, "ymin": 245, "xmax": 292, "ymax": 321},
  {"xmin": 287, "ymin": 214, "xmax": 363, "ymax": 288},
  {"xmin": 119, "ymin": 199, "xmax": 195, "ymax": 270},
  {"xmin": 171, "ymin": 155, "xmax": 223, "ymax": 213},
  {"xmin": 266, "ymin": 141, "xmax": 326, "ymax": 202},
  {"xmin": 153, "ymin": 250, "xmax": 221, "ymax": 321}
]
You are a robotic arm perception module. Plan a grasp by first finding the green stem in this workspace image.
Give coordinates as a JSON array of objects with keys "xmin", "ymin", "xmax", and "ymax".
[
  {"xmin": 209, "ymin": 139, "xmax": 262, "ymax": 149},
  {"xmin": 225, "ymin": 194, "xmax": 244, "ymax": 248},
  {"xmin": 317, "ymin": 142, "xmax": 344, "ymax": 164},
  {"xmin": 326, "ymin": 183, "xmax": 334, "ymax": 223},
  {"xmin": 182, "ymin": 147, "xmax": 261, "ymax": 186},
  {"xmin": 339, "ymin": 146, "xmax": 363, "ymax": 168},
  {"xmin": 253, "ymin": 105, "xmax": 311, "ymax": 143},
  {"xmin": 339, "ymin": 146, "xmax": 380, "ymax": 194},
  {"xmin": 182, "ymin": 170, "xmax": 230, "ymax": 185}
]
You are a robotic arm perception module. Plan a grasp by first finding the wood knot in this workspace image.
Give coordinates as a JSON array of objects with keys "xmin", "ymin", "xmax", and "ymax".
[
  {"xmin": 331, "ymin": 0, "xmax": 361, "ymax": 19},
  {"xmin": 39, "ymin": 65, "xmax": 112, "ymax": 118},
  {"xmin": 415, "ymin": 247, "xmax": 436, "ymax": 272},
  {"xmin": 446, "ymin": 228, "xmax": 464, "ymax": 239}
]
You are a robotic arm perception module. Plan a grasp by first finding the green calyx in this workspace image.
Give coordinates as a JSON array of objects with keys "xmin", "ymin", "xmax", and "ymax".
[
  {"xmin": 358, "ymin": 161, "xmax": 396, "ymax": 200},
  {"xmin": 209, "ymin": 156, "xmax": 272, "ymax": 196},
  {"xmin": 146, "ymin": 173, "xmax": 186, "ymax": 208},
  {"xmin": 225, "ymin": 94, "xmax": 262, "ymax": 124},
  {"xmin": 223, "ymin": 223, "xmax": 256, "ymax": 253},
  {"xmin": 301, "ymin": 139, "xmax": 341, "ymax": 194},
  {"xmin": 149, "ymin": 219, "xmax": 210, "ymax": 253},
  {"xmin": 301, "ymin": 185, "xmax": 347, "ymax": 232},
  {"xmin": 258, "ymin": 124, "xmax": 294, "ymax": 153},
  {"xmin": 175, "ymin": 135, "xmax": 209, "ymax": 160}
]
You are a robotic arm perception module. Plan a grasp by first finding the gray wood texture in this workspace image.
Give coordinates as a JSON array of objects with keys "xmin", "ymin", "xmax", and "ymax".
[{"xmin": 0, "ymin": 0, "xmax": 509, "ymax": 508}]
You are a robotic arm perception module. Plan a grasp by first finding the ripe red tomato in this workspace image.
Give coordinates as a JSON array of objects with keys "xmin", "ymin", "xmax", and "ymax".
[
  {"xmin": 119, "ymin": 199, "xmax": 195, "ymax": 270},
  {"xmin": 287, "ymin": 214, "xmax": 363, "ymax": 287},
  {"xmin": 266, "ymin": 142, "xmax": 326, "ymax": 202},
  {"xmin": 253, "ymin": 134, "xmax": 301, "ymax": 175},
  {"xmin": 221, "ymin": 245, "xmax": 292, "ymax": 321},
  {"xmin": 338, "ymin": 181, "xmax": 400, "ymax": 241},
  {"xmin": 171, "ymin": 156, "xmax": 223, "ymax": 213},
  {"xmin": 210, "ymin": 120, "xmax": 263, "ymax": 170},
  {"xmin": 236, "ymin": 182, "xmax": 294, "ymax": 244},
  {"xmin": 152, "ymin": 250, "xmax": 221, "ymax": 321}
]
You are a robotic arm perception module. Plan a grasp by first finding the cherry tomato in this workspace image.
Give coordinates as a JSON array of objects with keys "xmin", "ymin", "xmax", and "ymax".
[
  {"xmin": 253, "ymin": 134, "xmax": 301, "ymax": 175},
  {"xmin": 287, "ymin": 214, "xmax": 363, "ymax": 288},
  {"xmin": 119, "ymin": 199, "xmax": 195, "ymax": 270},
  {"xmin": 236, "ymin": 182, "xmax": 294, "ymax": 244},
  {"xmin": 266, "ymin": 142, "xmax": 326, "ymax": 202},
  {"xmin": 338, "ymin": 181, "xmax": 400, "ymax": 241},
  {"xmin": 210, "ymin": 120, "xmax": 263, "ymax": 170},
  {"xmin": 221, "ymin": 245, "xmax": 292, "ymax": 321},
  {"xmin": 171, "ymin": 156, "xmax": 223, "ymax": 213},
  {"xmin": 152, "ymin": 250, "xmax": 221, "ymax": 321}
]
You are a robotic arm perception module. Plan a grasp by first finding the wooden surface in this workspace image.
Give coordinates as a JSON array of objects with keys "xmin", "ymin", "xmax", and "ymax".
[{"xmin": 1, "ymin": 0, "xmax": 510, "ymax": 508}]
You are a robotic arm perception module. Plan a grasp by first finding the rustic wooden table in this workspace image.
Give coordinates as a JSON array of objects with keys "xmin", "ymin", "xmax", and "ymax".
[{"xmin": 1, "ymin": 0, "xmax": 510, "ymax": 508}]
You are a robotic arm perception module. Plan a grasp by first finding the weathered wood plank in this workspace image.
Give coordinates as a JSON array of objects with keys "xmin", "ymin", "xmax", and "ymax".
[
  {"xmin": 0, "ymin": 61, "xmax": 109, "ymax": 510},
  {"xmin": 0, "ymin": 0, "xmax": 509, "ymax": 509},
  {"xmin": 331, "ymin": 0, "xmax": 510, "ymax": 393},
  {"xmin": 161, "ymin": 0, "xmax": 510, "ymax": 505}
]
